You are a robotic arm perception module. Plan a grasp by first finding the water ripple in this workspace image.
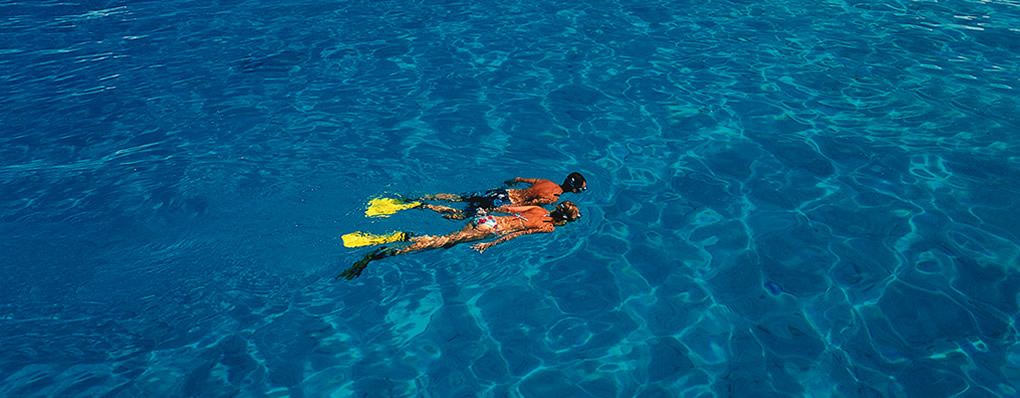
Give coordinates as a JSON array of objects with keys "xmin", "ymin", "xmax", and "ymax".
[{"xmin": 2, "ymin": 0, "xmax": 1020, "ymax": 396}]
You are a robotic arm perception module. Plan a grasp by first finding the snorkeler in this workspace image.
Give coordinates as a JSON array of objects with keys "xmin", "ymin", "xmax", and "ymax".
[
  {"xmin": 338, "ymin": 201, "xmax": 582, "ymax": 280},
  {"xmin": 366, "ymin": 172, "xmax": 587, "ymax": 220}
]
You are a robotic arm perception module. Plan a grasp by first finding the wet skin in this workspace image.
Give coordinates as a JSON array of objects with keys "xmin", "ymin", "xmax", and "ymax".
[
  {"xmin": 419, "ymin": 176, "xmax": 587, "ymax": 219},
  {"xmin": 338, "ymin": 202, "xmax": 582, "ymax": 280}
]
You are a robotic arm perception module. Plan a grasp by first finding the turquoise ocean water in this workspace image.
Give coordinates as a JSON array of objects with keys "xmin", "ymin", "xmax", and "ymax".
[{"xmin": 2, "ymin": 0, "xmax": 1019, "ymax": 396}]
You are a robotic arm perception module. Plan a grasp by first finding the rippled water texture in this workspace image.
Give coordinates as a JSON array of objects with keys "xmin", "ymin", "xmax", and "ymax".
[{"xmin": 2, "ymin": 0, "xmax": 1019, "ymax": 396}]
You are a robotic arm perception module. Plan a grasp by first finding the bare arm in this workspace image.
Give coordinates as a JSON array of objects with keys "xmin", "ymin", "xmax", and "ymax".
[
  {"xmin": 492, "ymin": 205, "xmax": 541, "ymax": 214},
  {"xmin": 504, "ymin": 177, "xmax": 542, "ymax": 186},
  {"xmin": 471, "ymin": 228, "xmax": 550, "ymax": 253}
]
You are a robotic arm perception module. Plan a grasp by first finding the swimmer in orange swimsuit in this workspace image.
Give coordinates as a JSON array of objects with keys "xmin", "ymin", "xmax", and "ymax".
[{"xmin": 338, "ymin": 201, "xmax": 583, "ymax": 280}]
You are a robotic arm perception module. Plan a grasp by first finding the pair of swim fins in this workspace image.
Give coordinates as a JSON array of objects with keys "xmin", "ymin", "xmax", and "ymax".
[{"xmin": 341, "ymin": 197, "xmax": 419, "ymax": 248}]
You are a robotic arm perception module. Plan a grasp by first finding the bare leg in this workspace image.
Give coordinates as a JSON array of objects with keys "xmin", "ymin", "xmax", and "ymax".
[
  {"xmin": 393, "ymin": 230, "xmax": 483, "ymax": 254},
  {"xmin": 419, "ymin": 204, "xmax": 468, "ymax": 220},
  {"xmin": 419, "ymin": 193, "xmax": 464, "ymax": 202},
  {"xmin": 338, "ymin": 227, "xmax": 491, "ymax": 280}
]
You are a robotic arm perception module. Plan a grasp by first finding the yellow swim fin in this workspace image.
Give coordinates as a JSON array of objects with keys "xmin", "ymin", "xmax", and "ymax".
[
  {"xmin": 342, "ymin": 231, "xmax": 409, "ymax": 248},
  {"xmin": 365, "ymin": 197, "xmax": 421, "ymax": 217}
]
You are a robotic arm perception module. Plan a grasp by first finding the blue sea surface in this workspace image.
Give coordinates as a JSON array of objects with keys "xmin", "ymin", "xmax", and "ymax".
[{"xmin": 2, "ymin": 0, "xmax": 1019, "ymax": 396}]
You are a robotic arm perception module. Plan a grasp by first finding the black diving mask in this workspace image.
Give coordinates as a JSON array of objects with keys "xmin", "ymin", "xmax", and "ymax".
[
  {"xmin": 556, "ymin": 203, "xmax": 581, "ymax": 221},
  {"xmin": 568, "ymin": 178, "xmax": 586, "ymax": 192}
]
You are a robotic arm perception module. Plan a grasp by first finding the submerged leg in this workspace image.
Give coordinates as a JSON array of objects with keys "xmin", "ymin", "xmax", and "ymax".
[
  {"xmin": 338, "ymin": 247, "xmax": 393, "ymax": 280},
  {"xmin": 336, "ymin": 237, "xmax": 449, "ymax": 280},
  {"xmin": 419, "ymin": 204, "xmax": 468, "ymax": 219},
  {"xmin": 338, "ymin": 229, "xmax": 489, "ymax": 280},
  {"xmin": 418, "ymin": 193, "xmax": 464, "ymax": 202}
]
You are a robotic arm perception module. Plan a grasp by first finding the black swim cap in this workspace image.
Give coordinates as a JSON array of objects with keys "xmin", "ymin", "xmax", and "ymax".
[{"xmin": 565, "ymin": 172, "xmax": 587, "ymax": 192}]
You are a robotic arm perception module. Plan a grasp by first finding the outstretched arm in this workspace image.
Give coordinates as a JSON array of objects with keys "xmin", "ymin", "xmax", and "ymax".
[
  {"xmin": 471, "ymin": 228, "xmax": 550, "ymax": 253},
  {"xmin": 504, "ymin": 177, "xmax": 542, "ymax": 186},
  {"xmin": 492, "ymin": 205, "xmax": 541, "ymax": 214}
]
